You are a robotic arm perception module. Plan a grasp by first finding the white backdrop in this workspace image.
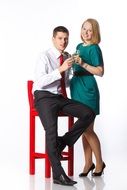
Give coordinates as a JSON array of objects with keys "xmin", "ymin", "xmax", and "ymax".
[{"xmin": 0, "ymin": 0, "xmax": 127, "ymax": 189}]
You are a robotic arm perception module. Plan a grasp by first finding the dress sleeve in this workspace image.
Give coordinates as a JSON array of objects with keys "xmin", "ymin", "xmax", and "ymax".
[{"xmin": 90, "ymin": 45, "xmax": 104, "ymax": 67}]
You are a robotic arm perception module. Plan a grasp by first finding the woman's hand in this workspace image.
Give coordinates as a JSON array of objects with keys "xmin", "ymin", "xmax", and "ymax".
[{"xmin": 73, "ymin": 55, "xmax": 83, "ymax": 65}]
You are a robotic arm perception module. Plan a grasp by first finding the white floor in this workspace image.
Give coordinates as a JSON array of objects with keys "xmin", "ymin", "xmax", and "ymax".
[
  {"xmin": 28, "ymin": 155, "xmax": 127, "ymax": 190},
  {"xmin": 1, "ymin": 146, "xmax": 127, "ymax": 190}
]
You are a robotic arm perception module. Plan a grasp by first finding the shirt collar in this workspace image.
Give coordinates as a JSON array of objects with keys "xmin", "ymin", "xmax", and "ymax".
[{"xmin": 50, "ymin": 46, "xmax": 63, "ymax": 59}]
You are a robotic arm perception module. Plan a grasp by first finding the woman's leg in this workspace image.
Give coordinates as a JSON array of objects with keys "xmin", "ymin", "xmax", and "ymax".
[
  {"xmin": 83, "ymin": 121, "xmax": 103, "ymax": 172},
  {"xmin": 82, "ymin": 132, "xmax": 93, "ymax": 172}
]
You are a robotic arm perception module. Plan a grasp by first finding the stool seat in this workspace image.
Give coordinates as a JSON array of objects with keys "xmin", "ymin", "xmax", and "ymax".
[
  {"xmin": 31, "ymin": 108, "xmax": 38, "ymax": 115},
  {"xmin": 27, "ymin": 80, "xmax": 74, "ymax": 178}
]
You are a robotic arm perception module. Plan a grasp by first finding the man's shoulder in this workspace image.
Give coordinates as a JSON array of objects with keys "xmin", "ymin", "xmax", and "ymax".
[
  {"xmin": 39, "ymin": 49, "xmax": 51, "ymax": 58},
  {"xmin": 36, "ymin": 49, "xmax": 51, "ymax": 65},
  {"xmin": 40, "ymin": 48, "xmax": 51, "ymax": 55},
  {"xmin": 63, "ymin": 51, "xmax": 71, "ymax": 58}
]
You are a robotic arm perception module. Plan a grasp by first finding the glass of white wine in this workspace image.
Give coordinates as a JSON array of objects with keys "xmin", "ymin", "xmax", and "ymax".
[{"xmin": 72, "ymin": 50, "xmax": 80, "ymax": 64}]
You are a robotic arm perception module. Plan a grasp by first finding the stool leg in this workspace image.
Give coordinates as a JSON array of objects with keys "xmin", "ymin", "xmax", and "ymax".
[
  {"xmin": 30, "ymin": 114, "xmax": 35, "ymax": 174},
  {"xmin": 68, "ymin": 117, "xmax": 74, "ymax": 176},
  {"xmin": 68, "ymin": 147, "xmax": 74, "ymax": 176},
  {"xmin": 45, "ymin": 141, "xmax": 51, "ymax": 178}
]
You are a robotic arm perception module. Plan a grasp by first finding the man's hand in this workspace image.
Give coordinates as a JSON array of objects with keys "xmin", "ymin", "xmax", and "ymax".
[{"xmin": 59, "ymin": 57, "xmax": 74, "ymax": 73}]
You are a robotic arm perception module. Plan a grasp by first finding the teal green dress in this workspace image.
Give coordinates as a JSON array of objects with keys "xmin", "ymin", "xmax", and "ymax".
[{"xmin": 70, "ymin": 43, "xmax": 104, "ymax": 115}]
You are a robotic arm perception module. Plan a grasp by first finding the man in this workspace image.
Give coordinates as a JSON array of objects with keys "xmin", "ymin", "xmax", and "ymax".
[{"xmin": 33, "ymin": 26, "xmax": 95, "ymax": 186}]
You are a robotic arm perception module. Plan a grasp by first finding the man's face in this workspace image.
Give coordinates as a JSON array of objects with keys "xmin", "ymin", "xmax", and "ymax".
[{"xmin": 52, "ymin": 32, "xmax": 69, "ymax": 53}]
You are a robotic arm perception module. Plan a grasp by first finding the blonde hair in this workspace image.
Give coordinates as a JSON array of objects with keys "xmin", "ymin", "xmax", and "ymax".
[{"xmin": 81, "ymin": 18, "xmax": 101, "ymax": 44}]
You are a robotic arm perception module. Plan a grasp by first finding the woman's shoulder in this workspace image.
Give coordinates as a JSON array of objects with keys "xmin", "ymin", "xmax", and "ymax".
[
  {"xmin": 89, "ymin": 44, "xmax": 102, "ymax": 54},
  {"xmin": 90, "ymin": 44, "xmax": 101, "ymax": 50},
  {"xmin": 76, "ymin": 43, "xmax": 83, "ymax": 49}
]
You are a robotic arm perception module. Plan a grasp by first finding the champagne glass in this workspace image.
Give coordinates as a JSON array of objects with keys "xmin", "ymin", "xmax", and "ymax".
[
  {"xmin": 72, "ymin": 49, "xmax": 80, "ymax": 57},
  {"xmin": 72, "ymin": 50, "xmax": 80, "ymax": 64}
]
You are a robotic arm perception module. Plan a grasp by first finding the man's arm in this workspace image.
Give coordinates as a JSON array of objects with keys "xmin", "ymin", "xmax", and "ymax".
[{"xmin": 34, "ymin": 53, "xmax": 62, "ymax": 89}]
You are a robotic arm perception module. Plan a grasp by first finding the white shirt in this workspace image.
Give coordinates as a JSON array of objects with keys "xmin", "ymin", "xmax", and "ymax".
[{"xmin": 33, "ymin": 47, "xmax": 71, "ymax": 94}]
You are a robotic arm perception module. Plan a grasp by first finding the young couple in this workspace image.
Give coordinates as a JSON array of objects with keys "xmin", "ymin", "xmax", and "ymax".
[{"xmin": 33, "ymin": 18, "xmax": 105, "ymax": 186}]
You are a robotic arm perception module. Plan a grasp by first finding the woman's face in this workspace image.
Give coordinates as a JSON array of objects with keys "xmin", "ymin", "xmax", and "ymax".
[{"xmin": 81, "ymin": 21, "xmax": 93, "ymax": 43}]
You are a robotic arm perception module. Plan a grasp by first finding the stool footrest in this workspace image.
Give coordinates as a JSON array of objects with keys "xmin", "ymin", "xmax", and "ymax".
[{"xmin": 34, "ymin": 153, "xmax": 48, "ymax": 159}]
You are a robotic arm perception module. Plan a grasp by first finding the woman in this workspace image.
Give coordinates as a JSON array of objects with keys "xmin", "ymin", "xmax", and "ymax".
[{"xmin": 70, "ymin": 18, "xmax": 105, "ymax": 176}]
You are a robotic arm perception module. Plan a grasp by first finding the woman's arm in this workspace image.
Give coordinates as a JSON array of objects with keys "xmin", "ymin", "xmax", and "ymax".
[{"xmin": 74, "ymin": 55, "xmax": 104, "ymax": 77}]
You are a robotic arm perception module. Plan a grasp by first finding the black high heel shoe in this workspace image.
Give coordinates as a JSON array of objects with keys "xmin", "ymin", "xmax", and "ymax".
[
  {"xmin": 92, "ymin": 162, "xmax": 106, "ymax": 177},
  {"xmin": 79, "ymin": 163, "xmax": 95, "ymax": 177}
]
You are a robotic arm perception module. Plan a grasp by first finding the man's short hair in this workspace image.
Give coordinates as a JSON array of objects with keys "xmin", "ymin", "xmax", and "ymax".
[{"xmin": 53, "ymin": 26, "xmax": 69, "ymax": 37}]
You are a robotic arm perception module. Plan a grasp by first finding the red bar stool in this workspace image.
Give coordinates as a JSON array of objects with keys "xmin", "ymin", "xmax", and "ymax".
[{"xmin": 27, "ymin": 80, "xmax": 74, "ymax": 178}]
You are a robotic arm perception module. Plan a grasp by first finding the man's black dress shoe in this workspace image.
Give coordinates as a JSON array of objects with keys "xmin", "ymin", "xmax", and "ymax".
[{"xmin": 53, "ymin": 174, "xmax": 77, "ymax": 186}]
